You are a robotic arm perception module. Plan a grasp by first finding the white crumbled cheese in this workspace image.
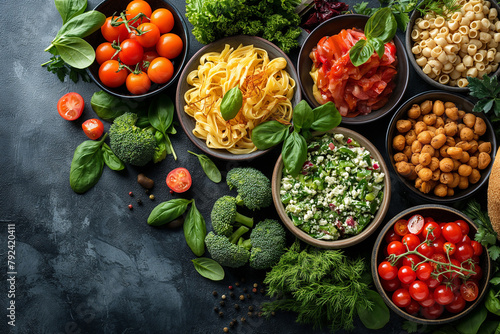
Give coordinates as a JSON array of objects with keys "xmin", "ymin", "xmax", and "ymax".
[{"xmin": 316, "ymin": 156, "xmax": 324, "ymax": 163}]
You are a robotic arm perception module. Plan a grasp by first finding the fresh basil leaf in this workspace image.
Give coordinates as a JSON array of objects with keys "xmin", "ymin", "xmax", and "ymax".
[
  {"xmin": 147, "ymin": 199, "xmax": 192, "ymax": 226},
  {"xmin": 188, "ymin": 151, "xmax": 221, "ymax": 183},
  {"xmin": 311, "ymin": 102, "xmax": 342, "ymax": 131},
  {"xmin": 54, "ymin": 37, "xmax": 95, "ymax": 69},
  {"xmin": 220, "ymin": 86, "xmax": 243, "ymax": 121},
  {"xmin": 148, "ymin": 95, "xmax": 174, "ymax": 135},
  {"xmin": 70, "ymin": 139, "xmax": 105, "ymax": 193},
  {"xmin": 55, "ymin": 0, "xmax": 87, "ymax": 24},
  {"xmin": 394, "ymin": 11, "xmax": 410, "ymax": 31},
  {"xmin": 183, "ymin": 201, "xmax": 207, "ymax": 256},
  {"xmin": 102, "ymin": 143, "xmax": 125, "ymax": 171},
  {"xmin": 477, "ymin": 320, "xmax": 500, "ymax": 334},
  {"xmin": 54, "ymin": 10, "xmax": 106, "ymax": 40},
  {"xmin": 349, "ymin": 39, "xmax": 375, "ymax": 67},
  {"xmin": 356, "ymin": 289, "xmax": 390, "ymax": 330},
  {"xmin": 455, "ymin": 303, "xmax": 487, "ymax": 334},
  {"xmin": 282, "ymin": 131, "xmax": 307, "ymax": 176},
  {"xmin": 491, "ymin": 277, "xmax": 500, "ymax": 285},
  {"xmin": 153, "ymin": 131, "xmax": 168, "ymax": 163},
  {"xmin": 251, "ymin": 121, "xmax": 290, "ymax": 150},
  {"xmin": 370, "ymin": 38, "xmax": 385, "ymax": 59},
  {"xmin": 365, "ymin": 7, "xmax": 397, "ymax": 43},
  {"xmin": 192, "ymin": 257, "xmax": 225, "ymax": 281},
  {"xmin": 292, "ymin": 100, "xmax": 314, "ymax": 132},
  {"xmin": 90, "ymin": 91, "xmax": 132, "ymax": 121}
]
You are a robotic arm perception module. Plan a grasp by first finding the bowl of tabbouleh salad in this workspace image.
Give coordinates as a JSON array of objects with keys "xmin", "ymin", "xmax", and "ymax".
[{"xmin": 272, "ymin": 127, "xmax": 391, "ymax": 249}]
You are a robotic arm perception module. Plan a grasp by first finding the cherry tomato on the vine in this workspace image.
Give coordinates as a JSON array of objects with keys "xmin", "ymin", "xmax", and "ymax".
[
  {"xmin": 421, "ymin": 303, "xmax": 444, "ymax": 319},
  {"xmin": 99, "ymin": 60, "xmax": 128, "ymax": 88},
  {"xmin": 419, "ymin": 294, "xmax": 435, "ymax": 308},
  {"xmin": 147, "ymin": 57, "xmax": 174, "ymax": 84},
  {"xmin": 425, "ymin": 275, "xmax": 442, "ymax": 289},
  {"xmin": 455, "ymin": 219, "xmax": 470, "ymax": 236},
  {"xmin": 434, "ymin": 285, "xmax": 454, "ymax": 305},
  {"xmin": 416, "ymin": 262, "xmax": 433, "ymax": 281},
  {"xmin": 402, "ymin": 254, "xmax": 422, "ymax": 267},
  {"xmin": 402, "ymin": 234, "xmax": 420, "ymax": 251},
  {"xmin": 126, "ymin": 71, "xmax": 151, "ymax": 95},
  {"xmin": 57, "ymin": 92, "xmax": 84, "ymax": 121},
  {"xmin": 406, "ymin": 300, "xmax": 421, "ymax": 315},
  {"xmin": 140, "ymin": 50, "xmax": 159, "ymax": 72},
  {"xmin": 101, "ymin": 16, "xmax": 129, "ymax": 43},
  {"xmin": 431, "ymin": 237, "xmax": 446, "ymax": 255},
  {"xmin": 166, "ymin": 167, "xmax": 192, "ymax": 193},
  {"xmin": 378, "ymin": 261, "xmax": 398, "ymax": 281},
  {"xmin": 392, "ymin": 288, "xmax": 412, "ymax": 308},
  {"xmin": 454, "ymin": 242, "xmax": 474, "ymax": 263},
  {"xmin": 381, "ymin": 277, "xmax": 401, "ymax": 291},
  {"xmin": 387, "ymin": 241, "xmax": 406, "ymax": 257},
  {"xmin": 156, "ymin": 33, "xmax": 183, "ymax": 59},
  {"xmin": 398, "ymin": 266, "xmax": 417, "ymax": 285},
  {"xmin": 136, "ymin": 22, "xmax": 161, "ymax": 48},
  {"xmin": 82, "ymin": 119, "xmax": 104, "ymax": 140},
  {"xmin": 408, "ymin": 214, "xmax": 425, "ymax": 235},
  {"xmin": 118, "ymin": 39, "xmax": 144, "ymax": 66},
  {"xmin": 151, "ymin": 8, "xmax": 174, "ymax": 34},
  {"xmin": 96, "ymin": 42, "xmax": 118, "ymax": 65},
  {"xmin": 442, "ymin": 222, "xmax": 463, "ymax": 243},
  {"xmin": 417, "ymin": 242, "xmax": 434, "ymax": 258},
  {"xmin": 409, "ymin": 280, "xmax": 429, "ymax": 302},
  {"xmin": 423, "ymin": 221, "xmax": 441, "ymax": 241},
  {"xmin": 443, "ymin": 242, "xmax": 456, "ymax": 255},
  {"xmin": 126, "ymin": 0, "xmax": 152, "ymax": 19},
  {"xmin": 394, "ymin": 219, "xmax": 409, "ymax": 236},
  {"xmin": 446, "ymin": 294, "xmax": 466, "ymax": 313},
  {"xmin": 471, "ymin": 240, "xmax": 483, "ymax": 256},
  {"xmin": 385, "ymin": 230, "xmax": 401, "ymax": 243}
]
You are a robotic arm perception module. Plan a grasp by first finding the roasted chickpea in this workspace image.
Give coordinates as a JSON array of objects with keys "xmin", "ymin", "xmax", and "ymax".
[
  {"xmin": 458, "ymin": 164, "xmax": 473, "ymax": 177},
  {"xmin": 408, "ymin": 104, "xmax": 421, "ymax": 119},
  {"xmin": 403, "ymin": 146, "xmax": 413, "ymax": 159},
  {"xmin": 433, "ymin": 100, "xmax": 445, "ymax": 116},
  {"xmin": 417, "ymin": 131, "xmax": 433, "ymax": 144},
  {"xmin": 393, "ymin": 135, "xmax": 406, "ymax": 151},
  {"xmin": 463, "ymin": 113, "xmax": 476, "ymax": 128},
  {"xmin": 419, "ymin": 152, "xmax": 432, "ymax": 166},
  {"xmin": 394, "ymin": 152, "xmax": 408, "ymax": 162},
  {"xmin": 420, "ymin": 100, "xmax": 433, "ymax": 114},
  {"xmin": 420, "ymin": 181, "xmax": 434, "ymax": 194},
  {"xmin": 432, "ymin": 169, "xmax": 441, "ymax": 181},
  {"xmin": 411, "ymin": 140, "xmax": 422, "ymax": 153},
  {"xmin": 423, "ymin": 113, "xmax": 437, "ymax": 125},
  {"xmin": 447, "ymin": 147, "xmax": 463, "ymax": 160},
  {"xmin": 440, "ymin": 172, "xmax": 454, "ymax": 184},
  {"xmin": 421, "ymin": 145, "xmax": 435, "ymax": 156},
  {"xmin": 460, "ymin": 127, "xmax": 474, "ymax": 142},
  {"xmin": 460, "ymin": 151, "xmax": 470, "ymax": 164},
  {"xmin": 396, "ymin": 119, "xmax": 413, "ymax": 133},
  {"xmin": 405, "ymin": 130, "xmax": 417, "ymax": 146},
  {"xmin": 414, "ymin": 121, "xmax": 427, "ymax": 135},
  {"xmin": 458, "ymin": 109, "xmax": 466, "ymax": 119},
  {"xmin": 411, "ymin": 153, "xmax": 421, "ymax": 165},
  {"xmin": 453, "ymin": 159, "xmax": 461, "ymax": 171},
  {"xmin": 440, "ymin": 145, "xmax": 450, "ymax": 158},
  {"xmin": 478, "ymin": 141, "xmax": 492, "ymax": 154},
  {"xmin": 431, "ymin": 133, "xmax": 447, "ymax": 149},
  {"xmin": 414, "ymin": 164, "xmax": 424, "ymax": 175},
  {"xmin": 434, "ymin": 184, "xmax": 448, "ymax": 197},
  {"xmin": 429, "ymin": 157, "xmax": 440, "ymax": 171},
  {"xmin": 478, "ymin": 152, "xmax": 492, "ymax": 169},
  {"xmin": 435, "ymin": 126, "xmax": 446, "ymax": 135},
  {"xmin": 445, "ymin": 107, "xmax": 459, "ymax": 121},
  {"xmin": 474, "ymin": 117, "xmax": 487, "ymax": 136},
  {"xmin": 440, "ymin": 157, "xmax": 454, "ymax": 172},
  {"xmin": 469, "ymin": 169, "xmax": 481, "ymax": 184},
  {"xmin": 415, "ymin": 178, "xmax": 423, "ymax": 189},
  {"xmin": 444, "ymin": 122, "xmax": 458, "ymax": 136},
  {"xmin": 396, "ymin": 161, "xmax": 412, "ymax": 177},
  {"xmin": 427, "ymin": 126, "xmax": 437, "ymax": 134},
  {"xmin": 468, "ymin": 156, "xmax": 479, "ymax": 169},
  {"xmin": 455, "ymin": 141, "xmax": 472, "ymax": 152},
  {"xmin": 435, "ymin": 117, "xmax": 445, "ymax": 128},
  {"xmin": 458, "ymin": 176, "xmax": 469, "ymax": 189},
  {"xmin": 449, "ymin": 173, "xmax": 460, "ymax": 188}
]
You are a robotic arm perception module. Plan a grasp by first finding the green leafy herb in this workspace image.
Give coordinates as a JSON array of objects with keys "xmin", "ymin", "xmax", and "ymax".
[
  {"xmin": 55, "ymin": 0, "xmax": 87, "ymax": 24},
  {"xmin": 220, "ymin": 86, "xmax": 243, "ymax": 121},
  {"xmin": 356, "ymin": 290, "xmax": 390, "ymax": 330},
  {"xmin": 401, "ymin": 320, "xmax": 419, "ymax": 333},
  {"xmin": 90, "ymin": 90, "xmax": 137, "ymax": 121},
  {"xmin": 292, "ymin": 100, "xmax": 314, "ymax": 133},
  {"xmin": 354, "ymin": 0, "xmax": 418, "ymax": 31},
  {"xmin": 310, "ymin": 102, "xmax": 342, "ymax": 131},
  {"xmin": 153, "ymin": 131, "xmax": 168, "ymax": 163},
  {"xmin": 251, "ymin": 121, "xmax": 290, "ymax": 150},
  {"xmin": 465, "ymin": 200, "xmax": 500, "ymax": 260},
  {"xmin": 485, "ymin": 288, "xmax": 500, "ymax": 316},
  {"xmin": 417, "ymin": 0, "xmax": 461, "ymax": 17},
  {"xmin": 147, "ymin": 199, "xmax": 192, "ymax": 226},
  {"xmin": 455, "ymin": 303, "xmax": 488, "ymax": 334},
  {"xmin": 43, "ymin": 55, "xmax": 91, "ymax": 83},
  {"xmin": 262, "ymin": 240, "xmax": 381, "ymax": 331},
  {"xmin": 468, "ymin": 75, "xmax": 500, "ymax": 125},
  {"xmin": 188, "ymin": 151, "xmax": 221, "ymax": 183},
  {"xmin": 69, "ymin": 135, "xmax": 107, "ymax": 194},
  {"xmin": 101, "ymin": 143, "xmax": 125, "ymax": 171},
  {"xmin": 282, "ymin": 131, "xmax": 307, "ymax": 176},
  {"xmin": 148, "ymin": 95, "xmax": 177, "ymax": 160},
  {"xmin": 183, "ymin": 200, "xmax": 207, "ymax": 256},
  {"xmin": 192, "ymin": 257, "xmax": 225, "ymax": 281}
]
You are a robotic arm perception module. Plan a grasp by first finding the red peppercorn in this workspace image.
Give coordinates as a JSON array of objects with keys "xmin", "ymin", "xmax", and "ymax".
[
  {"xmin": 228, "ymin": 286, "xmax": 233, "ymax": 290},
  {"xmin": 252, "ymin": 288, "xmax": 257, "ymax": 293},
  {"xmin": 128, "ymin": 204, "xmax": 133, "ymax": 210},
  {"xmin": 129, "ymin": 191, "xmax": 133, "ymax": 196},
  {"xmin": 169, "ymin": 190, "xmax": 174, "ymax": 194}
]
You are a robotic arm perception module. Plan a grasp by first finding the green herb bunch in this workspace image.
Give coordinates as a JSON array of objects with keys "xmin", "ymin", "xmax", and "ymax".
[
  {"xmin": 468, "ymin": 74, "xmax": 500, "ymax": 139},
  {"xmin": 354, "ymin": 0, "xmax": 418, "ymax": 31},
  {"xmin": 417, "ymin": 0, "xmax": 461, "ymax": 17},
  {"xmin": 251, "ymin": 100, "xmax": 341, "ymax": 176},
  {"xmin": 262, "ymin": 240, "xmax": 389, "ymax": 332}
]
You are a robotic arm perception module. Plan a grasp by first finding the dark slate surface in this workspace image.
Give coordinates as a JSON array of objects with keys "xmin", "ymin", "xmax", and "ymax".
[{"xmin": 0, "ymin": 0, "xmax": 487, "ymax": 333}]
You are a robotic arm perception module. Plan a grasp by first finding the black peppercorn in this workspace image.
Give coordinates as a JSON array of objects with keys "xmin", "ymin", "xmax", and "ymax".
[
  {"xmin": 219, "ymin": 312, "xmax": 224, "ymax": 317},
  {"xmin": 220, "ymin": 301, "xmax": 225, "ymax": 307},
  {"xmin": 214, "ymin": 307, "xmax": 219, "ymax": 313},
  {"xmin": 213, "ymin": 291, "xmax": 218, "ymax": 297},
  {"xmin": 230, "ymin": 292, "xmax": 235, "ymax": 298},
  {"xmin": 246, "ymin": 294, "xmax": 251, "ymax": 300},
  {"xmin": 248, "ymin": 306, "xmax": 254, "ymax": 312},
  {"xmin": 234, "ymin": 304, "xmax": 240, "ymax": 310},
  {"xmin": 243, "ymin": 288, "xmax": 248, "ymax": 293}
]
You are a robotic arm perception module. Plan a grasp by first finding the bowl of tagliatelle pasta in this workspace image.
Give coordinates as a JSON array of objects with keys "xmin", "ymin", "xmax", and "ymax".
[
  {"xmin": 406, "ymin": 0, "xmax": 500, "ymax": 92},
  {"xmin": 175, "ymin": 35, "xmax": 301, "ymax": 160},
  {"xmin": 297, "ymin": 14, "xmax": 409, "ymax": 124}
]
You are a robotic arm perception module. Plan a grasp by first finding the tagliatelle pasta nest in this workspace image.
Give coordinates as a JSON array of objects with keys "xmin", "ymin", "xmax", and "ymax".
[{"xmin": 183, "ymin": 44, "xmax": 295, "ymax": 154}]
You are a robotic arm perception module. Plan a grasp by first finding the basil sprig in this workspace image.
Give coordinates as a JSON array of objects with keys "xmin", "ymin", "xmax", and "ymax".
[
  {"xmin": 349, "ymin": 8, "xmax": 397, "ymax": 67},
  {"xmin": 188, "ymin": 151, "xmax": 222, "ymax": 183},
  {"xmin": 251, "ymin": 100, "xmax": 341, "ymax": 176},
  {"xmin": 148, "ymin": 95, "xmax": 177, "ymax": 161}
]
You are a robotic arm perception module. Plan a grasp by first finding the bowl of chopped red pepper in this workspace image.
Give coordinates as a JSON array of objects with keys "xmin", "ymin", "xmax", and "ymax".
[{"xmin": 298, "ymin": 14, "xmax": 409, "ymax": 124}]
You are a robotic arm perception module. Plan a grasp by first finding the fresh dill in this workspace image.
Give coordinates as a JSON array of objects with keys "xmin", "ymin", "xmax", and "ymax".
[{"xmin": 417, "ymin": 0, "xmax": 461, "ymax": 17}]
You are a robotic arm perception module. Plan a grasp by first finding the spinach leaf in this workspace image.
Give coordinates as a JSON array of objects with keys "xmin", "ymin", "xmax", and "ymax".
[
  {"xmin": 188, "ymin": 151, "xmax": 221, "ymax": 183},
  {"xmin": 148, "ymin": 95, "xmax": 177, "ymax": 160},
  {"xmin": 192, "ymin": 257, "xmax": 225, "ymax": 281},
  {"xmin": 292, "ymin": 100, "xmax": 314, "ymax": 132},
  {"xmin": 365, "ymin": 7, "xmax": 397, "ymax": 43},
  {"xmin": 282, "ymin": 131, "xmax": 307, "ymax": 176},
  {"xmin": 455, "ymin": 303, "xmax": 487, "ymax": 334},
  {"xmin": 54, "ymin": 10, "xmax": 106, "ymax": 40},
  {"xmin": 477, "ymin": 320, "xmax": 500, "ymax": 334},
  {"xmin": 102, "ymin": 143, "xmax": 125, "ymax": 171},
  {"xmin": 183, "ymin": 201, "xmax": 207, "ymax": 256},
  {"xmin": 55, "ymin": 0, "xmax": 87, "ymax": 24},
  {"xmin": 70, "ymin": 138, "xmax": 105, "ymax": 194},
  {"xmin": 53, "ymin": 37, "xmax": 95, "ymax": 69},
  {"xmin": 350, "ymin": 39, "xmax": 375, "ymax": 67},
  {"xmin": 251, "ymin": 121, "xmax": 290, "ymax": 150},
  {"xmin": 356, "ymin": 289, "xmax": 389, "ymax": 330},
  {"xmin": 147, "ymin": 199, "xmax": 192, "ymax": 226},
  {"xmin": 90, "ymin": 91, "xmax": 132, "ymax": 121},
  {"xmin": 311, "ymin": 102, "xmax": 342, "ymax": 131}
]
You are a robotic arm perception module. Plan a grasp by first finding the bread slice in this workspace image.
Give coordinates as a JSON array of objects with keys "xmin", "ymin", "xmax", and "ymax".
[{"xmin": 488, "ymin": 147, "xmax": 500, "ymax": 240}]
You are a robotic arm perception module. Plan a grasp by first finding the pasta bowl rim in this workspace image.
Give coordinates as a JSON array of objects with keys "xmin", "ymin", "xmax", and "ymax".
[
  {"xmin": 85, "ymin": 0, "xmax": 189, "ymax": 99},
  {"xmin": 297, "ymin": 14, "xmax": 409, "ymax": 125},
  {"xmin": 371, "ymin": 204, "xmax": 491, "ymax": 325},
  {"xmin": 272, "ymin": 127, "xmax": 391, "ymax": 249},
  {"xmin": 385, "ymin": 90, "xmax": 497, "ymax": 203},
  {"xmin": 175, "ymin": 35, "xmax": 302, "ymax": 161},
  {"xmin": 405, "ymin": 1, "xmax": 500, "ymax": 92}
]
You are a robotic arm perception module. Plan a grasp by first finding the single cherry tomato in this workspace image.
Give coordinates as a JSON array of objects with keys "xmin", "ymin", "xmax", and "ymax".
[
  {"xmin": 431, "ymin": 237, "xmax": 446, "ymax": 254},
  {"xmin": 57, "ymin": 92, "xmax": 84, "ymax": 121},
  {"xmin": 454, "ymin": 219, "xmax": 470, "ymax": 236},
  {"xmin": 381, "ymin": 277, "xmax": 401, "ymax": 291},
  {"xmin": 421, "ymin": 304, "xmax": 444, "ymax": 319},
  {"xmin": 416, "ymin": 262, "xmax": 433, "ymax": 281},
  {"xmin": 454, "ymin": 242, "xmax": 474, "ymax": 262},
  {"xmin": 425, "ymin": 275, "xmax": 443, "ymax": 289},
  {"xmin": 471, "ymin": 240, "xmax": 483, "ymax": 256},
  {"xmin": 166, "ymin": 167, "xmax": 192, "ymax": 193},
  {"xmin": 82, "ymin": 119, "xmax": 104, "ymax": 140},
  {"xmin": 101, "ymin": 16, "xmax": 129, "ymax": 43},
  {"xmin": 406, "ymin": 300, "xmax": 421, "ymax": 315},
  {"xmin": 460, "ymin": 281, "xmax": 479, "ymax": 302},
  {"xmin": 156, "ymin": 33, "xmax": 183, "ymax": 59},
  {"xmin": 392, "ymin": 288, "xmax": 412, "ymax": 308},
  {"xmin": 402, "ymin": 234, "xmax": 420, "ymax": 251},
  {"xmin": 387, "ymin": 241, "xmax": 406, "ymax": 257},
  {"xmin": 442, "ymin": 222, "xmax": 463, "ymax": 243},
  {"xmin": 140, "ymin": 50, "xmax": 159, "ymax": 72},
  {"xmin": 434, "ymin": 284, "xmax": 454, "ymax": 305},
  {"xmin": 118, "ymin": 39, "xmax": 144, "ymax": 66},
  {"xmin": 408, "ymin": 214, "xmax": 425, "ymax": 235},
  {"xmin": 378, "ymin": 261, "xmax": 398, "ymax": 281},
  {"xmin": 443, "ymin": 242, "xmax": 456, "ymax": 255},
  {"xmin": 423, "ymin": 221, "xmax": 441, "ymax": 241},
  {"xmin": 409, "ymin": 280, "xmax": 430, "ymax": 302},
  {"xmin": 461, "ymin": 235, "xmax": 471, "ymax": 244},
  {"xmin": 419, "ymin": 294, "xmax": 435, "ymax": 308},
  {"xmin": 466, "ymin": 264, "xmax": 483, "ymax": 281},
  {"xmin": 96, "ymin": 42, "xmax": 118, "ymax": 65},
  {"xmin": 430, "ymin": 253, "xmax": 448, "ymax": 271},
  {"xmin": 417, "ymin": 242, "xmax": 434, "ymax": 258},
  {"xmin": 99, "ymin": 60, "xmax": 128, "ymax": 88},
  {"xmin": 446, "ymin": 293, "xmax": 466, "ymax": 313},
  {"xmin": 136, "ymin": 22, "xmax": 161, "ymax": 48},
  {"xmin": 385, "ymin": 230, "xmax": 401, "ymax": 243},
  {"xmin": 398, "ymin": 266, "xmax": 417, "ymax": 285},
  {"xmin": 403, "ymin": 254, "xmax": 422, "ymax": 267},
  {"xmin": 151, "ymin": 8, "xmax": 174, "ymax": 34},
  {"xmin": 126, "ymin": 71, "xmax": 151, "ymax": 95},
  {"xmin": 394, "ymin": 219, "xmax": 409, "ymax": 236},
  {"xmin": 147, "ymin": 57, "xmax": 174, "ymax": 84},
  {"xmin": 126, "ymin": 0, "xmax": 152, "ymax": 19}
]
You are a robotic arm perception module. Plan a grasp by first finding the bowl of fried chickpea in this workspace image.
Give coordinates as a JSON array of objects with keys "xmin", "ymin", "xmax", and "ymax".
[
  {"xmin": 386, "ymin": 91, "xmax": 496, "ymax": 202},
  {"xmin": 406, "ymin": 0, "xmax": 500, "ymax": 92}
]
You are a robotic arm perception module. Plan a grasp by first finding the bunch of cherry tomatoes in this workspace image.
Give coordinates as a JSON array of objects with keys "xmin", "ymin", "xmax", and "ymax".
[
  {"xmin": 96, "ymin": 0, "xmax": 183, "ymax": 95},
  {"xmin": 377, "ymin": 214, "xmax": 484, "ymax": 320}
]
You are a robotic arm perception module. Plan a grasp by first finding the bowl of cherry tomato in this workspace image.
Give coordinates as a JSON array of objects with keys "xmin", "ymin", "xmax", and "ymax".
[
  {"xmin": 85, "ymin": 0, "xmax": 189, "ymax": 98},
  {"xmin": 372, "ymin": 204, "xmax": 490, "ymax": 324}
]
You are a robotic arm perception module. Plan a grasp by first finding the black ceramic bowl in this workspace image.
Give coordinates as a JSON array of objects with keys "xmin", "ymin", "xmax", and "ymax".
[
  {"xmin": 297, "ymin": 14, "xmax": 409, "ymax": 125},
  {"xmin": 85, "ymin": 0, "xmax": 189, "ymax": 99},
  {"xmin": 175, "ymin": 35, "xmax": 301, "ymax": 161},
  {"xmin": 386, "ymin": 91, "xmax": 497, "ymax": 203},
  {"xmin": 372, "ymin": 205, "xmax": 491, "ymax": 324},
  {"xmin": 405, "ymin": 1, "xmax": 500, "ymax": 92}
]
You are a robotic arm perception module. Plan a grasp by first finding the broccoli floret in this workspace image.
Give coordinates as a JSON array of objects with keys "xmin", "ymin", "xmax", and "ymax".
[
  {"xmin": 243, "ymin": 219, "xmax": 286, "ymax": 270},
  {"xmin": 211, "ymin": 196, "xmax": 254, "ymax": 237},
  {"xmin": 226, "ymin": 167, "xmax": 272, "ymax": 210},
  {"xmin": 108, "ymin": 112, "xmax": 156, "ymax": 166},
  {"xmin": 205, "ymin": 226, "xmax": 251, "ymax": 268}
]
